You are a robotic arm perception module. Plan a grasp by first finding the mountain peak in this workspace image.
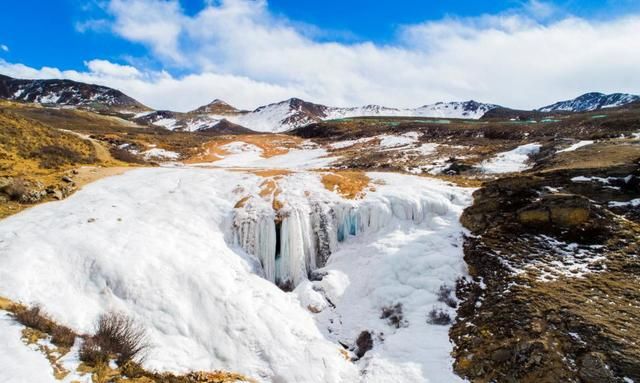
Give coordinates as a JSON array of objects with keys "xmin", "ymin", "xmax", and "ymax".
[
  {"xmin": 539, "ymin": 92, "xmax": 640, "ymax": 112},
  {"xmin": 191, "ymin": 99, "xmax": 242, "ymax": 115}
]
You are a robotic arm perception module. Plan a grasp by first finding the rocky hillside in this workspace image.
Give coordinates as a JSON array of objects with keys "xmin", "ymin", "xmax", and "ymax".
[
  {"xmin": 0, "ymin": 74, "xmax": 149, "ymax": 113},
  {"xmin": 200, "ymin": 98, "xmax": 498, "ymax": 133}
]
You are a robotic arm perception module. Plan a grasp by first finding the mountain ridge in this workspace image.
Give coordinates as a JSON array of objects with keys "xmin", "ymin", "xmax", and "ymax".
[
  {"xmin": 538, "ymin": 92, "xmax": 640, "ymax": 112},
  {"xmin": 1, "ymin": 74, "xmax": 639, "ymax": 133}
]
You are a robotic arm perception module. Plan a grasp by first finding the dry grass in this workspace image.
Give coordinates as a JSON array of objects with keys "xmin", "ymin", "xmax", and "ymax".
[
  {"xmin": 248, "ymin": 169, "xmax": 292, "ymax": 177},
  {"xmin": 321, "ymin": 171, "xmax": 371, "ymax": 199},
  {"xmin": 185, "ymin": 134, "xmax": 303, "ymax": 163},
  {"xmin": 539, "ymin": 141, "xmax": 640, "ymax": 172}
]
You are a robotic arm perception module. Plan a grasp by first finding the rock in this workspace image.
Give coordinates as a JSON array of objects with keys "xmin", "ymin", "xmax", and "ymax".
[
  {"xmin": 517, "ymin": 194, "xmax": 591, "ymax": 227},
  {"xmin": 578, "ymin": 352, "xmax": 615, "ymax": 383},
  {"xmin": 491, "ymin": 348, "xmax": 511, "ymax": 362},
  {"xmin": 62, "ymin": 175, "xmax": 73, "ymax": 183},
  {"xmin": 355, "ymin": 330, "xmax": 373, "ymax": 359},
  {"xmin": 52, "ymin": 189, "xmax": 63, "ymax": 200}
]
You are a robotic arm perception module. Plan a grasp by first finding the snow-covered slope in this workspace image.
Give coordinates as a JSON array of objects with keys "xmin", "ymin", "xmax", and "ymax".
[
  {"xmin": 0, "ymin": 165, "xmax": 472, "ymax": 382},
  {"xmin": 538, "ymin": 92, "xmax": 640, "ymax": 112},
  {"xmin": 203, "ymin": 98, "xmax": 497, "ymax": 133}
]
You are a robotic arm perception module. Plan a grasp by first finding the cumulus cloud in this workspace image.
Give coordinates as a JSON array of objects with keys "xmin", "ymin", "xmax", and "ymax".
[
  {"xmin": 0, "ymin": 44, "xmax": 8, "ymax": 52},
  {"xmin": 2, "ymin": 0, "xmax": 640, "ymax": 111}
]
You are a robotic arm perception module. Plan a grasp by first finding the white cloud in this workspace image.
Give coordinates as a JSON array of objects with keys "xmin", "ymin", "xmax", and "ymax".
[
  {"xmin": 3, "ymin": 0, "xmax": 640, "ymax": 111},
  {"xmin": 523, "ymin": 0, "xmax": 558, "ymax": 19},
  {"xmin": 0, "ymin": 44, "xmax": 8, "ymax": 52},
  {"xmin": 108, "ymin": 0, "xmax": 185, "ymax": 63}
]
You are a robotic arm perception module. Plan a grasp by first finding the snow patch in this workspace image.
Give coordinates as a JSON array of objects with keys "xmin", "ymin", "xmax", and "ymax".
[
  {"xmin": 477, "ymin": 143, "xmax": 541, "ymax": 174},
  {"xmin": 142, "ymin": 148, "xmax": 181, "ymax": 161},
  {"xmin": 557, "ymin": 140, "xmax": 594, "ymax": 153},
  {"xmin": 0, "ymin": 312, "xmax": 57, "ymax": 382}
]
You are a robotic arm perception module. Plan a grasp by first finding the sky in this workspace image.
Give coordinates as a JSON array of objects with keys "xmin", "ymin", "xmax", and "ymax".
[{"xmin": 1, "ymin": 0, "xmax": 639, "ymax": 111}]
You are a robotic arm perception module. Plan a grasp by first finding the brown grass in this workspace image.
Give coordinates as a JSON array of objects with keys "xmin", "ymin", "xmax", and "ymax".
[
  {"xmin": 249, "ymin": 169, "xmax": 292, "ymax": 177},
  {"xmin": 185, "ymin": 134, "xmax": 303, "ymax": 163},
  {"xmin": 321, "ymin": 171, "xmax": 371, "ymax": 199}
]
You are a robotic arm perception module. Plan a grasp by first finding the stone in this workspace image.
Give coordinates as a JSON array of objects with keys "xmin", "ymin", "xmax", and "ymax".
[
  {"xmin": 355, "ymin": 330, "xmax": 373, "ymax": 359},
  {"xmin": 578, "ymin": 352, "xmax": 615, "ymax": 383},
  {"xmin": 517, "ymin": 194, "xmax": 591, "ymax": 227}
]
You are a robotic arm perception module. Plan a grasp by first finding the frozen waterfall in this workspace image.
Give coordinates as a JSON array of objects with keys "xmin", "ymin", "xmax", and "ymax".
[{"xmin": 232, "ymin": 192, "xmax": 455, "ymax": 289}]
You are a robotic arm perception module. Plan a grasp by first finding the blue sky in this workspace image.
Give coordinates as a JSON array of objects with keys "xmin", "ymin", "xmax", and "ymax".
[
  {"xmin": 1, "ymin": 0, "xmax": 639, "ymax": 110},
  {"xmin": 2, "ymin": 0, "xmax": 639, "ymax": 72}
]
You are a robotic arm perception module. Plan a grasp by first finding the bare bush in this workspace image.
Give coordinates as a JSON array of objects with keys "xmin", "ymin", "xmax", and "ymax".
[
  {"xmin": 51, "ymin": 325, "xmax": 76, "ymax": 348},
  {"xmin": 82, "ymin": 312, "xmax": 149, "ymax": 365},
  {"xmin": 437, "ymin": 284, "xmax": 457, "ymax": 308},
  {"xmin": 427, "ymin": 307, "xmax": 452, "ymax": 326},
  {"xmin": 380, "ymin": 303, "xmax": 408, "ymax": 328},
  {"xmin": 14, "ymin": 305, "xmax": 76, "ymax": 348},
  {"xmin": 79, "ymin": 337, "xmax": 109, "ymax": 366},
  {"xmin": 14, "ymin": 306, "xmax": 50, "ymax": 331}
]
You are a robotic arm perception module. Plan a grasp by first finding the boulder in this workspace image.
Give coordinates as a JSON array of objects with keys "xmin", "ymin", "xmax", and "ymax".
[
  {"xmin": 578, "ymin": 352, "xmax": 615, "ymax": 383},
  {"xmin": 518, "ymin": 194, "xmax": 591, "ymax": 227}
]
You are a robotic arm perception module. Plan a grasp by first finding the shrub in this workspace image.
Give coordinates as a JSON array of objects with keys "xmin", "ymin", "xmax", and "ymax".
[
  {"xmin": 14, "ymin": 306, "xmax": 50, "ymax": 331},
  {"xmin": 427, "ymin": 307, "xmax": 452, "ymax": 325},
  {"xmin": 437, "ymin": 284, "xmax": 458, "ymax": 309},
  {"xmin": 380, "ymin": 303, "xmax": 408, "ymax": 328},
  {"xmin": 79, "ymin": 337, "xmax": 109, "ymax": 366},
  {"xmin": 13, "ymin": 305, "xmax": 76, "ymax": 348},
  {"xmin": 51, "ymin": 325, "xmax": 76, "ymax": 348},
  {"xmin": 82, "ymin": 311, "xmax": 149, "ymax": 365}
]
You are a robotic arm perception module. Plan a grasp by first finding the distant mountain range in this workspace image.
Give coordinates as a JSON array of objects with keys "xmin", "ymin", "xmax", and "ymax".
[
  {"xmin": 1, "ymin": 74, "xmax": 638, "ymax": 133},
  {"xmin": 538, "ymin": 92, "xmax": 640, "ymax": 113}
]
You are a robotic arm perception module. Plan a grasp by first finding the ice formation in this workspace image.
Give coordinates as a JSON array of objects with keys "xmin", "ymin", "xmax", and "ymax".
[{"xmin": 232, "ymin": 173, "xmax": 459, "ymax": 289}]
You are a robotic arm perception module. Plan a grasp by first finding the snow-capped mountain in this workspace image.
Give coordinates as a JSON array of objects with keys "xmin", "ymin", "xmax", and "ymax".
[
  {"xmin": 0, "ymin": 74, "xmax": 149, "ymax": 113},
  {"xmin": 196, "ymin": 98, "xmax": 498, "ymax": 133},
  {"xmin": 538, "ymin": 92, "xmax": 640, "ymax": 112},
  {"xmin": 133, "ymin": 109, "xmax": 252, "ymax": 134}
]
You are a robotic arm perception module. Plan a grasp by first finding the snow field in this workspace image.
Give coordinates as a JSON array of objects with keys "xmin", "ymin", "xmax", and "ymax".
[{"xmin": 0, "ymin": 167, "xmax": 473, "ymax": 382}]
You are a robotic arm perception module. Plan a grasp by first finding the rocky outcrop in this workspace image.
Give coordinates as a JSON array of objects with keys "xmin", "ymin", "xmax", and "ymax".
[{"xmin": 452, "ymin": 166, "xmax": 640, "ymax": 383}]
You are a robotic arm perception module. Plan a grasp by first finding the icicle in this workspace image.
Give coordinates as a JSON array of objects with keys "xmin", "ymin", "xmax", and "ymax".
[
  {"xmin": 278, "ymin": 207, "xmax": 314, "ymax": 287},
  {"xmin": 233, "ymin": 208, "xmax": 277, "ymax": 282}
]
